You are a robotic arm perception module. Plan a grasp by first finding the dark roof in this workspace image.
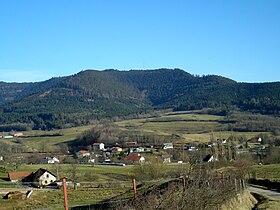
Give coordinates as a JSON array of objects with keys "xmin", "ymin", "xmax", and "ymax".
[
  {"xmin": 203, "ymin": 154, "xmax": 213, "ymax": 162},
  {"xmin": 24, "ymin": 168, "xmax": 57, "ymax": 182},
  {"xmin": 32, "ymin": 168, "xmax": 57, "ymax": 179}
]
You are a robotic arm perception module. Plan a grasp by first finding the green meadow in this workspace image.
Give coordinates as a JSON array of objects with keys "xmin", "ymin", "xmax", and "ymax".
[
  {"xmin": 1, "ymin": 111, "xmax": 272, "ymax": 152},
  {"xmin": 4, "ymin": 125, "xmax": 93, "ymax": 152}
]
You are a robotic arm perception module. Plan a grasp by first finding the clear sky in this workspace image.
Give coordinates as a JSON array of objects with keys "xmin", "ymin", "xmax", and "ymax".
[{"xmin": 0, "ymin": 0, "xmax": 279, "ymax": 83}]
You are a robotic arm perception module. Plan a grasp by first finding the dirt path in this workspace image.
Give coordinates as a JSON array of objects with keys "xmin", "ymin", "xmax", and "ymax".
[{"xmin": 248, "ymin": 186, "xmax": 280, "ymax": 200}]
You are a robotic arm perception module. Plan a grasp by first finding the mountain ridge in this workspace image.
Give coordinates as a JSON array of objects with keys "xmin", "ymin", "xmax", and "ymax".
[{"xmin": 0, "ymin": 68, "xmax": 279, "ymax": 130}]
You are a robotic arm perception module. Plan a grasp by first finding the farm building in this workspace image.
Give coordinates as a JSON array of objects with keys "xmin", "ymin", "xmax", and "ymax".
[
  {"xmin": 24, "ymin": 168, "xmax": 57, "ymax": 187},
  {"xmin": 92, "ymin": 143, "xmax": 105, "ymax": 150},
  {"xmin": 76, "ymin": 150, "xmax": 91, "ymax": 158},
  {"xmin": 8, "ymin": 171, "xmax": 32, "ymax": 182},
  {"xmin": 41, "ymin": 157, "xmax": 60, "ymax": 164},
  {"xmin": 125, "ymin": 153, "xmax": 145, "ymax": 164}
]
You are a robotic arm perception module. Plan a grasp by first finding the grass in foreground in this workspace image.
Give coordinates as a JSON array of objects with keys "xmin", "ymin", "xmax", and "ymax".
[
  {"xmin": 0, "ymin": 188, "xmax": 129, "ymax": 210},
  {"xmin": 251, "ymin": 192, "xmax": 280, "ymax": 210}
]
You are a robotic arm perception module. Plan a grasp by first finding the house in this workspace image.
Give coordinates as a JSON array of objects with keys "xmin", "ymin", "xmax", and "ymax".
[
  {"xmin": 0, "ymin": 156, "xmax": 3, "ymax": 161},
  {"xmin": 92, "ymin": 143, "xmax": 105, "ymax": 150},
  {"xmin": 52, "ymin": 178, "xmax": 81, "ymax": 189},
  {"xmin": 258, "ymin": 145, "xmax": 266, "ymax": 151},
  {"xmin": 185, "ymin": 143, "xmax": 197, "ymax": 151},
  {"xmin": 111, "ymin": 147, "xmax": 123, "ymax": 153},
  {"xmin": 88, "ymin": 158, "xmax": 95, "ymax": 163},
  {"xmin": 126, "ymin": 141, "xmax": 138, "ymax": 147},
  {"xmin": 203, "ymin": 154, "xmax": 214, "ymax": 163},
  {"xmin": 14, "ymin": 132, "xmax": 24, "ymax": 137},
  {"xmin": 4, "ymin": 135, "xmax": 13, "ymax": 139},
  {"xmin": 24, "ymin": 168, "xmax": 57, "ymax": 187},
  {"xmin": 163, "ymin": 143, "xmax": 173, "ymax": 150},
  {"xmin": 125, "ymin": 154, "xmax": 145, "ymax": 164},
  {"xmin": 8, "ymin": 171, "xmax": 32, "ymax": 182},
  {"xmin": 79, "ymin": 156, "xmax": 95, "ymax": 164},
  {"xmin": 207, "ymin": 142, "xmax": 216, "ymax": 147},
  {"xmin": 41, "ymin": 157, "xmax": 60, "ymax": 164},
  {"xmin": 76, "ymin": 150, "xmax": 91, "ymax": 158},
  {"xmin": 161, "ymin": 155, "xmax": 171, "ymax": 163},
  {"xmin": 247, "ymin": 137, "xmax": 261, "ymax": 143},
  {"xmin": 129, "ymin": 147, "xmax": 145, "ymax": 153}
]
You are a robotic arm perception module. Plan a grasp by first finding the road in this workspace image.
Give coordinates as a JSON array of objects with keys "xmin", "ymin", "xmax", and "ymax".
[{"xmin": 248, "ymin": 186, "xmax": 280, "ymax": 200}]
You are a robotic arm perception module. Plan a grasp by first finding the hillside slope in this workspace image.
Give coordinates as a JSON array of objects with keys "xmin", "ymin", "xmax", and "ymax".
[{"xmin": 0, "ymin": 69, "xmax": 280, "ymax": 130}]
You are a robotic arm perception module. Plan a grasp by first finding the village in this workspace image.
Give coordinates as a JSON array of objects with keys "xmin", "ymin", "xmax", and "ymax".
[
  {"xmin": 0, "ymin": 114, "xmax": 278, "ymax": 209},
  {"xmin": 0, "ymin": 133, "xmax": 266, "ymax": 190}
]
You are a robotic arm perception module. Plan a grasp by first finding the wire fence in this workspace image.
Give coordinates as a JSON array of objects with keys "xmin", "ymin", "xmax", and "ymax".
[{"xmin": 0, "ymin": 176, "xmax": 247, "ymax": 210}]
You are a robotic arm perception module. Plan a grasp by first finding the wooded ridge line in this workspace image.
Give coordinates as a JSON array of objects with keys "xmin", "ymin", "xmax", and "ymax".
[{"xmin": 0, "ymin": 69, "xmax": 280, "ymax": 130}]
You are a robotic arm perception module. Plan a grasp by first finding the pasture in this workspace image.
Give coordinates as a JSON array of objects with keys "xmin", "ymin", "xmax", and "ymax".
[{"xmin": 0, "ymin": 111, "xmax": 271, "ymax": 152}]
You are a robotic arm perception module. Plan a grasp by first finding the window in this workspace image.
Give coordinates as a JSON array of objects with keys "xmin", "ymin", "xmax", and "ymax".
[
  {"xmin": 46, "ymin": 174, "xmax": 49, "ymax": 178},
  {"xmin": 45, "ymin": 180, "xmax": 48, "ymax": 184}
]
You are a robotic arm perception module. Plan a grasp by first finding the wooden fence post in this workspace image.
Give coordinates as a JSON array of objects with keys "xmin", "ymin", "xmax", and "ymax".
[
  {"xmin": 234, "ymin": 178, "xmax": 238, "ymax": 193},
  {"xmin": 63, "ymin": 178, "xmax": 69, "ymax": 210},
  {"xmin": 182, "ymin": 176, "xmax": 186, "ymax": 187},
  {"xmin": 132, "ymin": 178, "xmax": 137, "ymax": 200}
]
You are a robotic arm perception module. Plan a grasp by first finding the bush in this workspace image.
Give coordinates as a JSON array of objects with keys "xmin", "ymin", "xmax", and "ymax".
[{"xmin": 133, "ymin": 157, "xmax": 166, "ymax": 180}]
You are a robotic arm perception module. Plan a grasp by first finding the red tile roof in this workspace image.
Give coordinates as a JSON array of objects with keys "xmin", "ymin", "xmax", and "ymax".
[
  {"xmin": 125, "ymin": 154, "xmax": 142, "ymax": 161},
  {"xmin": 92, "ymin": 143, "xmax": 103, "ymax": 146},
  {"xmin": 8, "ymin": 171, "xmax": 32, "ymax": 181},
  {"xmin": 79, "ymin": 150, "xmax": 90, "ymax": 154}
]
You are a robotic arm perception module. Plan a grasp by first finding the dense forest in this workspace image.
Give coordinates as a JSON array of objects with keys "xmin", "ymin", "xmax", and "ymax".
[{"xmin": 0, "ymin": 69, "xmax": 280, "ymax": 131}]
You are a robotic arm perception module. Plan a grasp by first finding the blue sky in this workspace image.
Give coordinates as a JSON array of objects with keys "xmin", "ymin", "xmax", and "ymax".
[{"xmin": 0, "ymin": 0, "xmax": 279, "ymax": 82}]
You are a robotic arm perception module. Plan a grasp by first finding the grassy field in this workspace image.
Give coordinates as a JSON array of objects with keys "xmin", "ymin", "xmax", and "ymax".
[
  {"xmin": 0, "ymin": 188, "xmax": 130, "ymax": 210},
  {"xmin": 0, "ymin": 111, "xmax": 271, "ymax": 152},
  {"xmin": 252, "ymin": 164, "xmax": 280, "ymax": 181},
  {"xmin": 0, "ymin": 164, "xmax": 135, "ymax": 183},
  {"xmin": 0, "ymin": 163, "xmax": 185, "ymax": 209},
  {"xmin": 116, "ymin": 111, "xmax": 268, "ymax": 143},
  {"xmin": 0, "ymin": 164, "xmax": 135, "ymax": 209},
  {"xmin": 5, "ymin": 125, "xmax": 93, "ymax": 152},
  {"xmin": 251, "ymin": 192, "xmax": 280, "ymax": 210},
  {"xmin": 1, "ymin": 163, "xmax": 185, "ymax": 183}
]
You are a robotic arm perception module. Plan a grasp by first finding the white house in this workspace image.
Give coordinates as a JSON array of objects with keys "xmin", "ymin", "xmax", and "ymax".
[
  {"xmin": 92, "ymin": 143, "xmax": 105, "ymax": 150},
  {"xmin": 130, "ymin": 147, "xmax": 145, "ymax": 153},
  {"xmin": 41, "ymin": 157, "xmax": 60, "ymax": 164},
  {"xmin": 27, "ymin": 168, "xmax": 57, "ymax": 187},
  {"xmin": 163, "ymin": 143, "xmax": 173, "ymax": 150}
]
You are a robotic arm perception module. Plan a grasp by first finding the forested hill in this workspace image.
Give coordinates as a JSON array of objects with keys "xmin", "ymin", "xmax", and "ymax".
[
  {"xmin": 0, "ymin": 68, "xmax": 280, "ymax": 130},
  {"xmin": 0, "ymin": 77, "xmax": 66, "ymax": 104}
]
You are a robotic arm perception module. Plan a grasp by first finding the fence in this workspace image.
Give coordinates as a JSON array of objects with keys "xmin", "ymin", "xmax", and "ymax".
[
  {"xmin": 69, "ymin": 176, "xmax": 247, "ymax": 210},
  {"xmin": 0, "ymin": 176, "xmax": 247, "ymax": 210}
]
